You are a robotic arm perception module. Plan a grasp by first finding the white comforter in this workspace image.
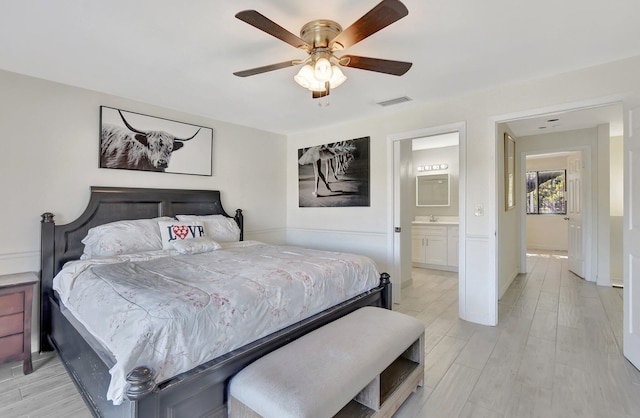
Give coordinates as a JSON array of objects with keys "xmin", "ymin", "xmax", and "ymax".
[{"xmin": 53, "ymin": 241, "xmax": 380, "ymax": 405}]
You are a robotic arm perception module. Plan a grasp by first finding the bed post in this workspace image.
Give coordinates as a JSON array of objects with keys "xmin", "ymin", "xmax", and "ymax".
[
  {"xmin": 126, "ymin": 366, "xmax": 157, "ymax": 400},
  {"xmin": 235, "ymin": 209, "xmax": 244, "ymax": 241},
  {"xmin": 40, "ymin": 212, "xmax": 55, "ymax": 352},
  {"xmin": 380, "ymin": 272, "xmax": 392, "ymax": 310}
]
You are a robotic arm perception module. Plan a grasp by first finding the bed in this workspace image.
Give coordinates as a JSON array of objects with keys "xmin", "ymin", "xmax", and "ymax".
[{"xmin": 40, "ymin": 186, "xmax": 391, "ymax": 418}]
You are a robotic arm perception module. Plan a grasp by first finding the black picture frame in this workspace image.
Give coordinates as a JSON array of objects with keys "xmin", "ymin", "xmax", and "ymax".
[
  {"xmin": 99, "ymin": 106, "xmax": 213, "ymax": 176},
  {"xmin": 298, "ymin": 136, "xmax": 370, "ymax": 207}
]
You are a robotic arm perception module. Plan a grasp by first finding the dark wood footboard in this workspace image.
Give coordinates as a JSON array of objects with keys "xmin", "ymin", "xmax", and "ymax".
[{"xmin": 49, "ymin": 275, "xmax": 390, "ymax": 418}]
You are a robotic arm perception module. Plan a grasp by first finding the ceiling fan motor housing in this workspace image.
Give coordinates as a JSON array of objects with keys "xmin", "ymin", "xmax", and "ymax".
[{"xmin": 300, "ymin": 20, "xmax": 343, "ymax": 49}]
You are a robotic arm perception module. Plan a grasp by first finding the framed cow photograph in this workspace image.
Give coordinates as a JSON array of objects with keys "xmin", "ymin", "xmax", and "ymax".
[{"xmin": 99, "ymin": 106, "xmax": 213, "ymax": 176}]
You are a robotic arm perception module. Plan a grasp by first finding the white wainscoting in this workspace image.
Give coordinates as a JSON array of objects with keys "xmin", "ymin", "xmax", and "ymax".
[
  {"xmin": 463, "ymin": 235, "xmax": 495, "ymax": 326},
  {"xmin": 245, "ymin": 228, "xmax": 288, "ymax": 245},
  {"xmin": 286, "ymin": 228, "xmax": 389, "ymax": 273},
  {"xmin": 0, "ymin": 251, "xmax": 39, "ymax": 275}
]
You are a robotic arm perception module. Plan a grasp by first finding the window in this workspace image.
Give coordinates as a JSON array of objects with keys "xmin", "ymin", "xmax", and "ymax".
[{"xmin": 526, "ymin": 170, "xmax": 566, "ymax": 214}]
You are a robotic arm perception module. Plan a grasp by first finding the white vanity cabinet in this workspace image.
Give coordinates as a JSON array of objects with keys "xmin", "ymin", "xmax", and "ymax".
[{"xmin": 412, "ymin": 224, "xmax": 458, "ymax": 271}]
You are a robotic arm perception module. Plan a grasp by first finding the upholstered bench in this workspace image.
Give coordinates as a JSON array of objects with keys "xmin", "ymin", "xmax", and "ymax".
[{"xmin": 228, "ymin": 306, "xmax": 425, "ymax": 418}]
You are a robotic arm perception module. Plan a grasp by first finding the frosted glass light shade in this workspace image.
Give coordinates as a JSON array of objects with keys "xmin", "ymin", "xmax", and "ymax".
[
  {"xmin": 294, "ymin": 62, "xmax": 346, "ymax": 94},
  {"xmin": 314, "ymin": 57, "xmax": 332, "ymax": 82},
  {"xmin": 329, "ymin": 65, "xmax": 346, "ymax": 88},
  {"xmin": 293, "ymin": 64, "xmax": 314, "ymax": 89}
]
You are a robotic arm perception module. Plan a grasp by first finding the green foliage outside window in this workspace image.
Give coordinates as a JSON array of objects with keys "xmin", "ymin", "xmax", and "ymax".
[{"xmin": 526, "ymin": 170, "xmax": 566, "ymax": 214}]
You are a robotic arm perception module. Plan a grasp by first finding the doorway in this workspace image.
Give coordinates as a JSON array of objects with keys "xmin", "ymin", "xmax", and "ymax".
[
  {"xmin": 496, "ymin": 103, "xmax": 623, "ymax": 322},
  {"xmin": 388, "ymin": 123, "xmax": 466, "ymax": 317},
  {"xmin": 522, "ymin": 150, "xmax": 585, "ymax": 276}
]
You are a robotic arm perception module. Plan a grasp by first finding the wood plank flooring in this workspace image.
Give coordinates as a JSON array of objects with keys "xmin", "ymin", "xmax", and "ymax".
[
  {"xmin": 1, "ymin": 251, "xmax": 638, "ymax": 417},
  {"xmin": 394, "ymin": 251, "xmax": 640, "ymax": 418}
]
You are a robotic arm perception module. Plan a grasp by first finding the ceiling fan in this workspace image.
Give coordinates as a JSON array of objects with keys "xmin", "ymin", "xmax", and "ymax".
[{"xmin": 233, "ymin": 0, "xmax": 412, "ymax": 99}]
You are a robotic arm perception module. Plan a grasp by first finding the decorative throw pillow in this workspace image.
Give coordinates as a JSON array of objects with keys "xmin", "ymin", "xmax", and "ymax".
[
  {"xmin": 81, "ymin": 217, "xmax": 173, "ymax": 259},
  {"xmin": 157, "ymin": 220, "xmax": 206, "ymax": 249},
  {"xmin": 172, "ymin": 237, "xmax": 221, "ymax": 255},
  {"xmin": 176, "ymin": 214, "xmax": 240, "ymax": 242}
]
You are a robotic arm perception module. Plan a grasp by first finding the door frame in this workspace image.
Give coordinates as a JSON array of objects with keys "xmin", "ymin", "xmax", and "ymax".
[
  {"xmin": 387, "ymin": 122, "xmax": 466, "ymax": 314},
  {"xmin": 518, "ymin": 147, "xmax": 592, "ymax": 281}
]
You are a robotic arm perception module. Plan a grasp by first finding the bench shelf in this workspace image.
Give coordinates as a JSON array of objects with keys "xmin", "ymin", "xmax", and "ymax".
[{"xmin": 337, "ymin": 337, "xmax": 423, "ymax": 418}]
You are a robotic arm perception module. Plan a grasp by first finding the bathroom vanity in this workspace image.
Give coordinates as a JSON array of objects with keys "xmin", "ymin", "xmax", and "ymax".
[{"xmin": 411, "ymin": 217, "xmax": 458, "ymax": 272}]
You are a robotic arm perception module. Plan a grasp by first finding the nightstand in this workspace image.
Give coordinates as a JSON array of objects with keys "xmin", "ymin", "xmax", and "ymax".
[{"xmin": 0, "ymin": 272, "xmax": 38, "ymax": 374}]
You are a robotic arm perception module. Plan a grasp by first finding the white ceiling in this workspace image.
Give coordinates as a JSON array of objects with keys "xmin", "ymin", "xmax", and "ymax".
[
  {"xmin": 505, "ymin": 103, "xmax": 624, "ymax": 138},
  {"xmin": 1, "ymin": 0, "xmax": 639, "ymax": 135}
]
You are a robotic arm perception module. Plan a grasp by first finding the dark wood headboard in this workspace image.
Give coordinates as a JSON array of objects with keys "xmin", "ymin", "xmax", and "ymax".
[{"xmin": 40, "ymin": 186, "xmax": 243, "ymax": 351}]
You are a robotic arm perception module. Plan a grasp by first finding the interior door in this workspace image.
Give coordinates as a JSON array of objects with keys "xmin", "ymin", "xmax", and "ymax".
[
  {"xmin": 624, "ymin": 106, "xmax": 640, "ymax": 369},
  {"xmin": 567, "ymin": 152, "xmax": 585, "ymax": 278}
]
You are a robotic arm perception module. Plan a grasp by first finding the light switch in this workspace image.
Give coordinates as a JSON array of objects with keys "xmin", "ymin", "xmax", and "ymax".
[{"xmin": 475, "ymin": 204, "xmax": 484, "ymax": 216}]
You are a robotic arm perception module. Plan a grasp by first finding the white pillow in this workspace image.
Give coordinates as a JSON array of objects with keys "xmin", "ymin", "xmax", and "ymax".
[
  {"xmin": 81, "ymin": 217, "xmax": 172, "ymax": 259},
  {"xmin": 176, "ymin": 214, "xmax": 240, "ymax": 242},
  {"xmin": 157, "ymin": 220, "xmax": 206, "ymax": 249},
  {"xmin": 172, "ymin": 237, "xmax": 221, "ymax": 255}
]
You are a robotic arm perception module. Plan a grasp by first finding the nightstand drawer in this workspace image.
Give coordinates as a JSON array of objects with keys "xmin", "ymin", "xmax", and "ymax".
[
  {"xmin": 0, "ymin": 312, "xmax": 24, "ymax": 337},
  {"xmin": 0, "ymin": 333, "xmax": 24, "ymax": 358},
  {"xmin": 0, "ymin": 272, "xmax": 38, "ymax": 374},
  {"xmin": 0, "ymin": 293, "xmax": 23, "ymax": 316}
]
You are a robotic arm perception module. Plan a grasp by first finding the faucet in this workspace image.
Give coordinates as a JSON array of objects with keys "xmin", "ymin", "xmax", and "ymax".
[{"xmin": 429, "ymin": 214, "xmax": 438, "ymax": 222}]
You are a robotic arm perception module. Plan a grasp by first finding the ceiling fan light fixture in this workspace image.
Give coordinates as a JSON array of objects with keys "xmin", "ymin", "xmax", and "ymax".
[
  {"xmin": 314, "ymin": 57, "xmax": 333, "ymax": 82},
  {"xmin": 294, "ymin": 64, "xmax": 314, "ymax": 88},
  {"xmin": 328, "ymin": 65, "xmax": 347, "ymax": 88},
  {"xmin": 235, "ymin": 0, "xmax": 412, "ymax": 102},
  {"xmin": 308, "ymin": 78, "xmax": 329, "ymax": 92},
  {"xmin": 295, "ymin": 62, "xmax": 346, "ymax": 92}
]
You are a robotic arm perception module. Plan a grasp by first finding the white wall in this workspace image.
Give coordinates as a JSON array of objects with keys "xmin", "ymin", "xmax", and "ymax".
[
  {"xmin": 525, "ymin": 155, "xmax": 570, "ymax": 251},
  {"xmin": 0, "ymin": 69, "xmax": 288, "ymax": 349},
  {"xmin": 287, "ymin": 55, "xmax": 640, "ymax": 326}
]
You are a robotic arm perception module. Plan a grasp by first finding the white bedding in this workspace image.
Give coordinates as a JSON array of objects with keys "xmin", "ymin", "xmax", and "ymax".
[{"xmin": 53, "ymin": 241, "xmax": 380, "ymax": 405}]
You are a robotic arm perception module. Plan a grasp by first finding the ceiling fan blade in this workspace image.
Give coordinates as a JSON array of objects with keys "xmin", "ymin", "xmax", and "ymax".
[
  {"xmin": 233, "ymin": 60, "xmax": 299, "ymax": 77},
  {"xmin": 340, "ymin": 55, "xmax": 412, "ymax": 76},
  {"xmin": 330, "ymin": 0, "xmax": 408, "ymax": 50},
  {"xmin": 236, "ymin": 10, "xmax": 311, "ymax": 51}
]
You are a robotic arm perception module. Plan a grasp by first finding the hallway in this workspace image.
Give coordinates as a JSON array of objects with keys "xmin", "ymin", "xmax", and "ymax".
[{"xmin": 395, "ymin": 251, "xmax": 640, "ymax": 417}]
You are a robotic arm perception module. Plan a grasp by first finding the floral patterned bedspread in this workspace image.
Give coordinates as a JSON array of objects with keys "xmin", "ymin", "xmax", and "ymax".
[{"xmin": 53, "ymin": 241, "xmax": 380, "ymax": 405}]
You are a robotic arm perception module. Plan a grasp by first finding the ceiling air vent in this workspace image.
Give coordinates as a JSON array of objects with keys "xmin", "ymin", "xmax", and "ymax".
[{"xmin": 376, "ymin": 96, "xmax": 412, "ymax": 107}]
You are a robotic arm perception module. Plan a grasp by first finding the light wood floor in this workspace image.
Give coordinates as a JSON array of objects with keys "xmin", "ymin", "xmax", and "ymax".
[
  {"xmin": 1, "ymin": 251, "xmax": 639, "ymax": 417},
  {"xmin": 394, "ymin": 251, "xmax": 640, "ymax": 418}
]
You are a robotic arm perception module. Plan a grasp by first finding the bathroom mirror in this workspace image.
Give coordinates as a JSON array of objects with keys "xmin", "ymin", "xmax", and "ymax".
[{"xmin": 416, "ymin": 173, "xmax": 450, "ymax": 206}]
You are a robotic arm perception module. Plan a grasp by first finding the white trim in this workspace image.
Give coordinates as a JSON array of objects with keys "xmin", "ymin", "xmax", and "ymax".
[
  {"xmin": 0, "ymin": 251, "xmax": 39, "ymax": 274},
  {"xmin": 286, "ymin": 227, "xmax": 386, "ymax": 239},
  {"xmin": 0, "ymin": 251, "xmax": 38, "ymax": 261}
]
